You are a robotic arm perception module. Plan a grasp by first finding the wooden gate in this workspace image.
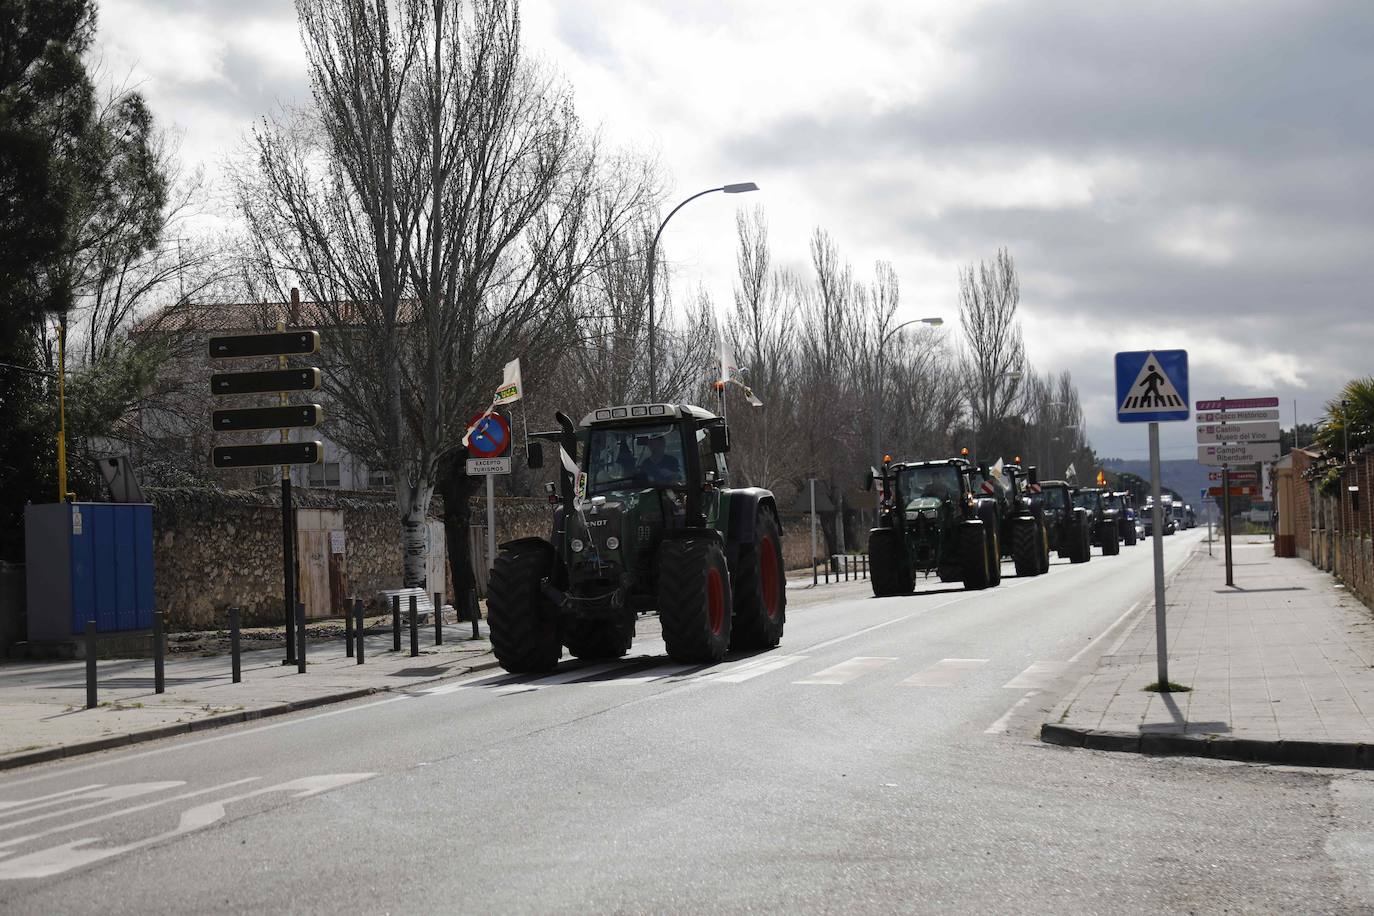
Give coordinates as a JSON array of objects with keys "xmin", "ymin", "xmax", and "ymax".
[{"xmin": 296, "ymin": 509, "xmax": 345, "ymax": 619}]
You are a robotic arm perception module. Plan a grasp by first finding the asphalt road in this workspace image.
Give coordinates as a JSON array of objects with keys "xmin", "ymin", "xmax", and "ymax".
[{"xmin": 3, "ymin": 529, "xmax": 1373, "ymax": 914}]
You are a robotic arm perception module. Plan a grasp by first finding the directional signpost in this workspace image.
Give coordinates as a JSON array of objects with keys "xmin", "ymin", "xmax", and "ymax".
[
  {"xmin": 1194, "ymin": 396, "xmax": 1280, "ymax": 588},
  {"xmin": 466, "ymin": 410, "xmax": 513, "ymax": 579},
  {"xmin": 1115, "ymin": 349, "xmax": 1189, "ymax": 690},
  {"xmin": 210, "ymin": 326, "xmax": 324, "ymax": 668}
]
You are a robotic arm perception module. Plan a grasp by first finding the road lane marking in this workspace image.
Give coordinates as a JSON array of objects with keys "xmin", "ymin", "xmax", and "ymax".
[
  {"xmin": 0, "ymin": 783, "xmax": 183, "ymax": 833},
  {"xmin": 0, "ymin": 786, "xmax": 104, "ymax": 816},
  {"xmin": 0, "ymin": 779, "xmax": 258, "ymax": 852},
  {"xmin": 793, "ymin": 657, "xmax": 897, "ymax": 686},
  {"xmin": 492, "ymin": 662, "xmax": 625, "ymax": 694},
  {"xmin": 899, "ymin": 658, "xmax": 988, "ymax": 687},
  {"xmin": 707, "ymin": 655, "xmax": 809, "ymax": 683},
  {"xmin": 590, "ymin": 664, "xmax": 702, "ymax": 685},
  {"xmin": 1003, "ymin": 662, "xmax": 1066, "ymax": 689},
  {"xmin": 985, "ymin": 692, "xmax": 1039, "ymax": 734}
]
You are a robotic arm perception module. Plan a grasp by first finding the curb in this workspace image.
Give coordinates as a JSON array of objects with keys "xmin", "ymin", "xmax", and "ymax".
[
  {"xmin": 1040, "ymin": 723, "xmax": 1374, "ymax": 770},
  {"xmin": 0, "ymin": 656, "xmax": 504, "ymax": 774}
]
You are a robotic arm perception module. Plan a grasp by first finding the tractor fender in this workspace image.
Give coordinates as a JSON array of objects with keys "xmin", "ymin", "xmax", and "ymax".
[
  {"xmin": 497, "ymin": 535, "xmax": 554, "ymax": 555},
  {"xmin": 497, "ymin": 536, "xmax": 565, "ymax": 588},
  {"xmin": 724, "ymin": 487, "xmax": 779, "ymax": 545},
  {"xmin": 661, "ymin": 527, "xmax": 723, "ymax": 543}
]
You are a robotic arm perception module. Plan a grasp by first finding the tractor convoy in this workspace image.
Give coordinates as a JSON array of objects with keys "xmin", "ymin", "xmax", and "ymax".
[{"xmin": 485, "ymin": 399, "xmax": 1161, "ymax": 674}]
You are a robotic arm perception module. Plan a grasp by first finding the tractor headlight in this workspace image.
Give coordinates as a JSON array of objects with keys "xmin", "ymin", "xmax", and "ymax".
[
  {"xmin": 570, "ymin": 538, "xmax": 584, "ymax": 552},
  {"xmin": 605, "ymin": 536, "xmax": 620, "ymax": 550}
]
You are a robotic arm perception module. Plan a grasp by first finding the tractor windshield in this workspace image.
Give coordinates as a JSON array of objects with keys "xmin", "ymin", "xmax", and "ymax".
[
  {"xmin": 584, "ymin": 423, "xmax": 685, "ymax": 494},
  {"xmin": 1073, "ymin": 490, "xmax": 1103, "ymax": 511},
  {"xmin": 1042, "ymin": 487, "xmax": 1068, "ymax": 509},
  {"xmin": 895, "ymin": 465, "xmax": 962, "ymax": 507}
]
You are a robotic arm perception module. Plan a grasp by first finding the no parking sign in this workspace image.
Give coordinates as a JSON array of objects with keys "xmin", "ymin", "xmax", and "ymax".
[{"xmin": 466, "ymin": 410, "xmax": 512, "ymax": 474}]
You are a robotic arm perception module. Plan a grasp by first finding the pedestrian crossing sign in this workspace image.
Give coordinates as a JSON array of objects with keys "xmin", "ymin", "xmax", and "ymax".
[{"xmin": 1115, "ymin": 349, "xmax": 1189, "ymax": 423}]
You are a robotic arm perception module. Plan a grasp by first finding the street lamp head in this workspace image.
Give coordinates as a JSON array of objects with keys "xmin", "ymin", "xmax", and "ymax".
[
  {"xmin": 921, "ymin": 317, "xmax": 943, "ymax": 327},
  {"xmin": 723, "ymin": 182, "xmax": 759, "ymax": 194}
]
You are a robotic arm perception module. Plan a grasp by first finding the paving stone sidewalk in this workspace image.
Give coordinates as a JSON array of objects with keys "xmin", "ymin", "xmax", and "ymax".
[
  {"xmin": 0, "ymin": 622, "xmax": 500, "ymax": 771},
  {"xmin": 1043, "ymin": 538, "xmax": 1374, "ymax": 768}
]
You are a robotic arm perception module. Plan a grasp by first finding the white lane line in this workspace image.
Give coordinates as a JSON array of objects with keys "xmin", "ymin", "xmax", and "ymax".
[
  {"xmin": 0, "ymin": 782, "xmax": 183, "ymax": 833},
  {"xmin": 707, "ymin": 655, "xmax": 809, "ymax": 683},
  {"xmin": 0, "ymin": 786, "xmax": 103, "ymax": 816},
  {"xmin": 590, "ymin": 664, "xmax": 700, "ymax": 686},
  {"xmin": 793, "ymin": 657, "xmax": 897, "ymax": 686},
  {"xmin": 0, "ymin": 779, "xmax": 258, "ymax": 851},
  {"xmin": 899, "ymin": 658, "xmax": 988, "ymax": 687},
  {"xmin": 1002, "ymin": 661, "xmax": 1066, "ymax": 690},
  {"xmin": 492, "ymin": 662, "xmax": 625, "ymax": 694},
  {"xmin": 802, "ymin": 596, "xmax": 968, "ymax": 654},
  {"xmin": 985, "ymin": 691, "xmax": 1039, "ymax": 735}
]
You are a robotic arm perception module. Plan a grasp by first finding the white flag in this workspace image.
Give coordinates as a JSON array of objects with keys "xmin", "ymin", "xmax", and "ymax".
[
  {"xmin": 493, "ymin": 358, "xmax": 522, "ymax": 405},
  {"xmin": 990, "ymin": 457, "xmax": 1005, "ymax": 479},
  {"xmin": 1065, "ymin": 462, "xmax": 1077, "ymax": 481},
  {"xmin": 718, "ymin": 333, "xmax": 736, "ymax": 385}
]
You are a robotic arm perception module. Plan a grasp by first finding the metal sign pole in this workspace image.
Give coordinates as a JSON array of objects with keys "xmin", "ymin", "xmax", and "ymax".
[
  {"xmin": 810, "ymin": 478, "xmax": 818, "ymax": 587},
  {"xmin": 1148, "ymin": 421, "xmax": 1168, "ymax": 687},
  {"xmin": 1223, "ymin": 464, "xmax": 1234, "ymax": 587}
]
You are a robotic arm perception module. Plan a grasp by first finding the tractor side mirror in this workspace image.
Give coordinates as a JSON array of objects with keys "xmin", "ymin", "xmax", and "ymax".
[
  {"xmin": 864, "ymin": 469, "xmax": 874, "ymax": 491},
  {"xmin": 526, "ymin": 441, "xmax": 544, "ymax": 469},
  {"xmin": 708, "ymin": 424, "xmax": 729, "ymax": 453},
  {"xmin": 1028, "ymin": 466, "xmax": 1038, "ymax": 485}
]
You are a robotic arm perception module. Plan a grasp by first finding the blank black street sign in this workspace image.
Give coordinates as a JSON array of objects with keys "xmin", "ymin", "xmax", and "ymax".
[
  {"xmin": 212, "ymin": 441, "xmax": 323, "ymax": 469},
  {"xmin": 209, "ymin": 330, "xmax": 319, "ymax": 360},
  {"xmin": 213, "ymin": 404, "xmax": 323, "ymax": 432},
  {"xmin": 211, "ymin": 367, "xmax": 321, "ymax": 396}
]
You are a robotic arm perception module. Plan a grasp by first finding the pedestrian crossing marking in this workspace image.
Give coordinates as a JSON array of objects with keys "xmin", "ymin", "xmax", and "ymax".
[
  {"xmin": 590, "ymin": 663, "xmax": 701, "ymax": 685},
  {"xmin": 793, "ymin": 656, "xmax": 896, "ymax": 685},
  {"xmin": 492, "ymin": 662, "xmax": 624, "ymax": 694},
  {"xmin": 1118, "ymin": 351, "xmax": 1185, "ymax": 413},
  {"xmin": 1002, "ymin": 661, "xmax": 1066, "ymax": 689},
  {"xmin": 707, "ymin": 655, "xmax": 809, "ymax": 683},
  {"xmin": 899, "ymin": 658, "xmax": 988, "ymax": 687}
]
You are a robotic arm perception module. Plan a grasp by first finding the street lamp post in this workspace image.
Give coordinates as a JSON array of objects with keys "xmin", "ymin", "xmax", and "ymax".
[
  {"xmin": 646, "ymin": 182, "xmax": 759, "ymax": 402},
  {"xmin": 872, "ymin": 317, "xmax": 944, "ymax": 463}
]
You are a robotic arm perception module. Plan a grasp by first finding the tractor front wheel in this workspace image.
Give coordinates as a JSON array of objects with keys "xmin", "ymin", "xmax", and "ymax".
[
  {"xmin": 488, "ymin": 540, "xmax": 561, "ymax": 673},
  {"xmin": 731, "ymin": 510, "xmax": 787, "ymax": 651},
  {"xmin": 658, "ymin": 536, "xmax": 733, "ymax": 664},
  {"xmin": 868, "ymin": 528, "xmax": 914, "ymax": 597},
  {"xmin": 961, "ymin": 523, "xmax": 990, "ymax": 590},
  {"xmin": 1102, "ymin": 524, "xmax": 1121, "ymax": 556},
  {"xmin": 1012, "ymin": 517, "xmax": 1043, "ymax": 577}
]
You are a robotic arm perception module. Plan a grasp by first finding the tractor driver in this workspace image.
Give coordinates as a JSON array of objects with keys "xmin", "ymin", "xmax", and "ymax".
[{"xmin": 639, "ymin": 434, "xmax": 683, "ymax": 486}]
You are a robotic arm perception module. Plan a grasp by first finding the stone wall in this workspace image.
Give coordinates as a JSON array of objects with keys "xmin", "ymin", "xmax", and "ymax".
[{"xmin": 149, "ymin": 487, "xmax": 408, "ymax": 630}]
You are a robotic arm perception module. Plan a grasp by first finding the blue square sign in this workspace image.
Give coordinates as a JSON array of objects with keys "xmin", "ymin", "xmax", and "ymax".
[{"xmin": 1115, "ymin": 350, "xmax": 1189, "ymax": 423}]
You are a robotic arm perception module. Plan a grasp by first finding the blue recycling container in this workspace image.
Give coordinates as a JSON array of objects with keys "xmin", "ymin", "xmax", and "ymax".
[{"xmin": 24, "ymin": 502, "xmax": 155, "ymax": 639}]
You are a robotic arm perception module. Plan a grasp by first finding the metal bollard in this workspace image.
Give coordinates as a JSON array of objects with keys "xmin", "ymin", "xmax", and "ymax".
[
  {"xmin": 409, "ymin": 594, "xmax": 419, "ymax": 658},
  {"xmin": 153, "ymin": 611, "xmax": 165, "ymax": 695},
  {"xmin": 229, "ymin": 606, "xmax": 242, "ymax": 683},
  {"xmin": 345, "ymin": 596, "xmax": 354, "ymax": 658},
  {"xmin": 824, "ymin": 558, "xmax": 830, "ymax": 584},
  {"xmin": 392, "ymin": 594, "xmax": 401, "ymax": 652},
  {"xmin": 85, "ymin": 620, "xmax": 97, "ymax": 709},
  {"xmin": 354, "ymin": 598, "xmax": 365, "ymax": 664},
  {"xmin": 844, "ymin": 556, "xmax": 849, "ymax": 581},
  {"xmin": 470, "ymin": 590, "xmax": 481, "ymax": 640},
  {"xmin": 296, "ymin": 601, "xmax": 306, "ymax": 673},
  {"xmin": 434, "ymin": 591, "xmax": 443, "ymax": 646}
]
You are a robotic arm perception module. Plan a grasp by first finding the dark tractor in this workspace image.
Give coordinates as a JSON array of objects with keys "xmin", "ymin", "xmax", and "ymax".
[
  {"xmin": 1000, "ymin": 461, "xmax": 1052, "ymax": 577},
  {"xmin": 1072, "ymin": 487, "xmax": 1121, "ymax": 556},
  {"xmin": 1037, "ymin": 480, "xmax": 1093, "ymax": 564},
  {"xmin": 865, "ymin": 456, "xmax": 1001, "ymax": 596},
  {"xmin": 486, "ymin": 403, "xmax": 786, "ymax": 673},
  {"xmin": 1106, "ymin": 491, "xmax": 1138, "ymax": 546}
]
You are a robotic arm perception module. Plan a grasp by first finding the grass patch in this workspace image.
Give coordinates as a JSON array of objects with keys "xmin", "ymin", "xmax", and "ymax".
[{"xmin": 1143, "ymin": 681, "xmax": 1192, "ymax": 693}]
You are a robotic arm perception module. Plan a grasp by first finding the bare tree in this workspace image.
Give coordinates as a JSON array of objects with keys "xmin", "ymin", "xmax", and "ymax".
[{"xmin": 959, "ymin": 247, "xmax": 1025, "ymax": 464}]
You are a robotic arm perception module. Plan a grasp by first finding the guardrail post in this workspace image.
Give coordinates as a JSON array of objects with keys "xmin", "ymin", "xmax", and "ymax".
[
  {"xmin": 392, "ymin": 594, "xmax": 401, "ymax": 652},
  {"xmin": 434, "ymin": 591, "xmax": 443, "ymax": 646},
  {"xmin": 344, "ymin": 596, "xmax": 354, "ymax": 658},
  {"xmin": 85, "ymin": 620, "xmax": 97, "ymax": 709},
  {"xmin": 153, "ymin": 611, "xmax": 165, "ymax": 695},
  {"xmin": 295, "ymin": 601, "xmax": 306, "ymax": 673},
  {"xmin": 354, "ymin": 598, "xmax": 365, "ymax": 664},
  {"xmin": 409, "ymin": 593, "xmax": 419, "ymax": 658},
  {"xmin": 229, "ymin": 606, "xmax": 242, "ymax": 683}
]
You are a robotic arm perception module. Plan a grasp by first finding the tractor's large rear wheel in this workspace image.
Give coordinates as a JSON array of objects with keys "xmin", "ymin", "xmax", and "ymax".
[
  {"xmin": 986, "ymin": 526, "xmax": 1003, "ymax": 587},
  {"xmin": 1038, "ymin": 520, "xmax": 1052, "ymax": 573},
  {"xmin": 1070, "ymin": 521, "xmax": 1091, "ymax": 564},
  {"xmin": 1012, "ymin": 517, "xmax": 1043, "ymax": 577},
  {"xmin": 731, "ymin": 509, "xmax": 787, "ymax": 651},
  {"xmin": 487, "ymin": 540, "xmax": 561, "ymax": 673},
  {"xmin": 1102, "ymin": 524, "xmax": 1121, "ymax": 556},
  {"xmin": 562, "ymin": 617, "xmax": 632, "ymax": 660},
  {"xmin": 868, "ymin": 528, "xmax": 914, "ymax": 597},
  {"xmin": 658, "ymin": 536, "xmax": 733, "ymax": 664},
  {"xmin": 961, "ymin": 523, "xmax": 990, "ymax": 590}
]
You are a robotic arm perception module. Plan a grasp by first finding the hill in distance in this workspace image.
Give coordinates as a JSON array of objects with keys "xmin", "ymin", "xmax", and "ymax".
[{"xmin": 1102, "ymin": 458, "xmax": 1210, "ymax": 507}]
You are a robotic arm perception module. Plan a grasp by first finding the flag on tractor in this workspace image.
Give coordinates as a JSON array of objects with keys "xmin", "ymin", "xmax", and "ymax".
[{"xmin": 493, "ymin": 358, "xmax": 522, "ymax": 405}]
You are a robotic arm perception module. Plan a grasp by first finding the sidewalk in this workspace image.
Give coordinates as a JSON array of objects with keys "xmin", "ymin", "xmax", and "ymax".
[
  {"xmin": 1042, "ymin": 538, "xmax": 1374, "ymax": 769},
  {"xmin": 0, "ymin": 621, "xmax": 499, "ymax": 772}
]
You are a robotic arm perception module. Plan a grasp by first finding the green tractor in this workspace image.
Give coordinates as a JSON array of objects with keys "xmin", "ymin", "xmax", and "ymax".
[
  {"xmin": 1000, "ymin": 461, "xmax": 1052, "ymax": 577},
  {"xmin": 1036, "ymin": 480, "xmax": 1093, "ymax": 564},
  {"xmin": 486, "ymin": 403, "xmax": 787, "ymax": 673},
  {"xmin": 864, "ymin": 456, "xmax": 1002, "ymax": 596}
]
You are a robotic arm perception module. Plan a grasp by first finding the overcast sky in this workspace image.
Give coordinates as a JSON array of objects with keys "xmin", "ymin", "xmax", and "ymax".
[{"xmin": 95, "ymin": 0, "xmax": 1372, "ymax": 461}]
